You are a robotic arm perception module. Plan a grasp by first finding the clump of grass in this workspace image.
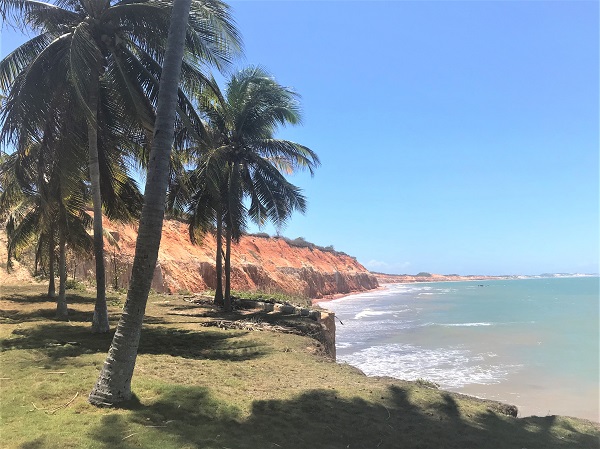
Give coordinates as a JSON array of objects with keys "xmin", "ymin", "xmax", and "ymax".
[
  {"xmin": 65, "ymin": 279, "xmax": 87, "ymax": 291},
  {"xmin": 232, "ymin": 289, "xmax": 312, "ymax": 308},
  {"xmin": 108, "ymin": 298, "xmax": 123, "ymax": 307},
  {"xmin": 415, "ymin": 378, "xmax": 440, "ymax": 389}
]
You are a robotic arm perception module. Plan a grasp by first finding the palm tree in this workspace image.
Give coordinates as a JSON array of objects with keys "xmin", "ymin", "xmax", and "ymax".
[
  {"xmin": 189, "ymin": 67, "xmax": 320, "ymax": 310},
  {"xmin": 89, "ymin": 0, "xmax": 238, "ymax": 405},
  {"xmin": 0, "ymin": 0, "xmax": 240, "ymax": 332},
  {"xmin": 0, "ymin": 129, "xmax": 93, "ymax": 319},
  {"xmin": 1, "ymin": 81, "xmax": 143, "ymax": 314},
  {"xmin": 166, "ymin": 125, "xmax": 227, "ymax": 305}
]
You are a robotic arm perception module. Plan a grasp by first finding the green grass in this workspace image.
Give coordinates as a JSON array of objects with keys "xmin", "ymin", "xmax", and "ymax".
[
  {"xmin": 232, "ymin": 289, "xmax": 312, "ymax": 308},
  {"xmin": 1, "ymin": 284, "xmax": 598, "ymax": 449}
]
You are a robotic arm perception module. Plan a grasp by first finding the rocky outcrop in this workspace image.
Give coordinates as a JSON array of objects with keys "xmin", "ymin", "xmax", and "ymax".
[{"xmin": 67, "ymin": 218, "xmax": 378, "ymax": 298}]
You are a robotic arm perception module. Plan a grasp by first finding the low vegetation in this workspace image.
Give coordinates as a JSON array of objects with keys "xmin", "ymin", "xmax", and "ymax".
[
  {"xmin": 278, "ymin": 236, "xmax": 352, "ymax": 258},
  {"xmin": 232, "ymin": 289, "xmax": 313, "ymax": 309},
  {"xmin": 1, "ymin": 284, "xmax": 598, "ymax": 448}
]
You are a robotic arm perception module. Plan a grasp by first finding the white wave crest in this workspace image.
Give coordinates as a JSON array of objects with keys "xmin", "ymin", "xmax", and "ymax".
[
  {"xmin": 338, "ymin": 343, "xmax": 520, "ymax": 388},
  {"xmin": 354, "ymin": 309, "xmax": 410, "ymax": 320},
  {"xmin": 442, "ymin": 322, "xmax": 493, "ymax": 327}
]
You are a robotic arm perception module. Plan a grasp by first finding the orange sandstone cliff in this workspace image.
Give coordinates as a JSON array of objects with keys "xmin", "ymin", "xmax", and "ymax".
[{"xmin": 74, "ymin": 218, "xmax": 379, "ymax": 298}]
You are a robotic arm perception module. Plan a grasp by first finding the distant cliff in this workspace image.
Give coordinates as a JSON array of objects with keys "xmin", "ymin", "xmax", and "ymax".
[
  {"xmin": 66, "ymin": 218, "xmax": 379, "ymax": 298},
  {"xmin": 374, "ymin": 272, "xmax": 512, "ymax": 284}
]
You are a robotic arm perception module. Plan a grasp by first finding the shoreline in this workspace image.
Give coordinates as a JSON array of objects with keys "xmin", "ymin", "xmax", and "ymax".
[
  {"xmin": 311, "ymin": 285, "xmax": 388, "ymax": 305},
  {"xmin": 313, "ymin": 273, "xmax": 600, "ymax": 305},
  {"xmin": 314, "ymin": 278, "xmax": 600, "ymax": 423}
]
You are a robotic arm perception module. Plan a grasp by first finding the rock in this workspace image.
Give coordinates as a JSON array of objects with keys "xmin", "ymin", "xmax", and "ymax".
[{"xmin": 279, "ymin": 305, "xmax": 296, "ymax": 315}]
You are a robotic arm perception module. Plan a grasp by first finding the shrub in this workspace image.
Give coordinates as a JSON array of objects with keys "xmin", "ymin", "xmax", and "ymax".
[
  {"xmin": 65, "ymin": 279, "xmax": 87, "ymax": 291},
  {"xmin": 250, "ymin": 232, "xmax": 270, "ymax": 239}
]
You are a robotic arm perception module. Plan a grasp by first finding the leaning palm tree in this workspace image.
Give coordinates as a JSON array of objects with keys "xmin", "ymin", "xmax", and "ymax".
[
  {"xmin": 0, "ymin": 0, "xmax": 240, "ymax": 332},
  {"xmin": 189, "ymin": 67, "xmax": 320, "ymax": 311},
  {"xmin": 89, "ymin": 0, "xmax": 238, "ymax": 405}
]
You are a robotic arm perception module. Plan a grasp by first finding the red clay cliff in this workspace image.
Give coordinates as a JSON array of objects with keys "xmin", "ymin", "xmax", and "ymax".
[{"xmin": 79, "ymin": 218, "xmax": 379, "ymax": 298}]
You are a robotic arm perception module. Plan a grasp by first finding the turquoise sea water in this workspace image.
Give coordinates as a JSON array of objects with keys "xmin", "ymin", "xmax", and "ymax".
[{"xmin": 320, "ymin": 277, "xmax": 599, "ymax": 421}]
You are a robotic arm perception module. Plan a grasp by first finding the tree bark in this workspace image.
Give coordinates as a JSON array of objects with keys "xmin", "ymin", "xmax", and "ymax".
[
  {"xmin": 88, "ymin": 66, "xmax": 110, "ymax": 334},
  {"xmin": 47, "ymin": 226, "xmax": 56, "ymax": 298},
  {"xmin": 214, "ymin": 204, "xmax": 224, "ymax": 306},
  {"xmin": 223, "ymin": 224, "xmax": 232, "ymax": 312},
  {"xmin": 89, "ymin": 0, "xmax": 192, "ymax": 406},
  {"xmin": 56, "ymin": 220, "xmax": 68, "ymax": 319},
  {"xmin": 34, "ymin": 237, "xmax": 43, "ymax": 277}
]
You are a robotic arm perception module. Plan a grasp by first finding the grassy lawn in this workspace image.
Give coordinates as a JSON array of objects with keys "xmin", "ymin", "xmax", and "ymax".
[{"xmin": 1, "ymin": 284, "xmax": 598, "ymax": 449}]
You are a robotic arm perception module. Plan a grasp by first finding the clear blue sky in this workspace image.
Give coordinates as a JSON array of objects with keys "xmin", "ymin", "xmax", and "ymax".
[{"xmin": 1, "ymin": 1, "xmax": 598, "ymax": 275}]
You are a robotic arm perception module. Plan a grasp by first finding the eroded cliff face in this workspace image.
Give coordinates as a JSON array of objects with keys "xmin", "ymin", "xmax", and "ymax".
[{"xmin": 71, "ymin": 218, "xmax": 378, "ymax": 298}]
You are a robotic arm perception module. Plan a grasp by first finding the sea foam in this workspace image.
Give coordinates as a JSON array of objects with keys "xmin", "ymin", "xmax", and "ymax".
[{"xmin": 338, "ymin": 343, "xmax": 519, "ymax": 388}]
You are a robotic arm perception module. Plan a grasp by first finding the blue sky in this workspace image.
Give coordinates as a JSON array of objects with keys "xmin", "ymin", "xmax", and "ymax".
[{"xmin": 1, "ymin": 1, "xmax": 598, "ymax": 275}]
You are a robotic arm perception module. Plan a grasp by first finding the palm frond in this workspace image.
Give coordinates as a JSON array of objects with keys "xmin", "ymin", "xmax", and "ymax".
[
  {"xmin": 251, "ymin": 139, "xmax": 320, "ymax": 175},
  {"xmin": 68, "ymin": 20, "xmax": 102, "ymax": 121},
  {"xmin": 0, "ymin": 32, "xmax": 55, "ymax": 91},
  {"xmin": 0, "ymin": 0, "xmax": 79, "ymax": 31}
]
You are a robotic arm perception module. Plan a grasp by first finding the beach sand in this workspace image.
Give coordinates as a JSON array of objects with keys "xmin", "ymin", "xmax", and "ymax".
[{"xmin": 458, "ymin": 378, "xmax": 600, "ymax": 422}]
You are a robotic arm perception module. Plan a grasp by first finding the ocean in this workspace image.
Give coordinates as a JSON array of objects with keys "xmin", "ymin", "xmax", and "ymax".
[{"xmin": 319, "ymin": 277, "xmax": 599, "ymax": 421}]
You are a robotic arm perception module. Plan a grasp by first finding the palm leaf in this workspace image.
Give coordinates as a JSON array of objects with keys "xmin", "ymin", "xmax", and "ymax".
[{"xmin": 68, "ymin": 20, "xmax": 102, "ymax": 121}]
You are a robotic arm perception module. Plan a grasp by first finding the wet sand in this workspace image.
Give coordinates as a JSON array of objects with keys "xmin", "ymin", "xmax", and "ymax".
[{"xmin": 457, "ymin": 378, "xmax": 599, "ymax": 422}]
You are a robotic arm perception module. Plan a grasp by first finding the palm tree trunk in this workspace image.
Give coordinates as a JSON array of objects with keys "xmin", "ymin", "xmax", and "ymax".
[
  {"xmin": 48, "ymin": 226, "xmax": 56, "ymax": 298},
  {"xmin": 34, "ymin": 237, "xmax": 43, "ymax": 277},
  {"xmin": 214, "ymin": 205, "xmax": 224, "ymax": 306},
  {"xmin": 223, "ymin": 224, "xmax": 232, "ymax": 312},
  {"xmin": 56, "ymin": 221, "xmax": 68, "ymax": 319},
  {"xmin": 88, "ymin": 69, "xmax": 110, "ymax": 334},
  {"xmin": 89, "ymin": 0, "xmax": 192, "ymax": 406}
]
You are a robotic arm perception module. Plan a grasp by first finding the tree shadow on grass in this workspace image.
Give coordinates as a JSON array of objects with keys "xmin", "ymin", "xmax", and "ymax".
[
  {"xmin": 87, "ymin": 384, "xmax": 599, "ymax": 449},
  {"xmin": 0, "ymin": 307, "xmax": 96, "ymax": 324},
  {"xmin": 0, "ymin": 305, "xmax": 168, "ymax": 326},
  {"xmin": 2, "ymin": 323, "xmax": 268, "ymax": 363},
  {"xmin": 138, "ymin": 327, "xmax": 269, "ymax": 361},
  {"xmin": 19, "ymin": 437, "xmax": 47, "ymax": 449},
  {"xmin": 1, "ymin": 291, "xmax": 98, "ymax": 305}
]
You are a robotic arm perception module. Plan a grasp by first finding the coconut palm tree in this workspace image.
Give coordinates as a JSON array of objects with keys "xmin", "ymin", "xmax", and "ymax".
[
  {"xmin": 165, "ymin": 123, "xmax": 227, "ymax": 305},
  {"xmin": 89, "ymin": 0, "xmax": 234, "ymax": 405},
  {"xmin": 186, "ymin": 67, "xmax": 320, "ymax": 311},
  {"xmin": 0, "ymin": 129, "xmax": 93, "ymax": 318},
  {"xmin": 1, "ymin": 82, "xmax": 143, "ymax": 313},
  {"xmin": 0, "ymin": 0, "xmax": 240, "ymax": 332}
]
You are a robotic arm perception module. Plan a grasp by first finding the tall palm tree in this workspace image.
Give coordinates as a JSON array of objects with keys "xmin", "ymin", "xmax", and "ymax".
[
  {"xmin": 89, "ymin": 0, "xmax": 238, "ymax": 405},
  {"xmin": 0, "ymin": 0, "xmax": 240, "ymax": 332},
  {"xmin": 165, "ymin": 124, "xmax": 227, "ymax": 305},
  {"xmin": 0, "ymin": 129, "xmax": 93, "ymax": 318},
  {"xmin": 189, "ymin": 67, "xmax": 320, "ymax": 310},
  {"xmin": 1, "ymin": 82, "xmax": 143, "ymax": 313}
]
